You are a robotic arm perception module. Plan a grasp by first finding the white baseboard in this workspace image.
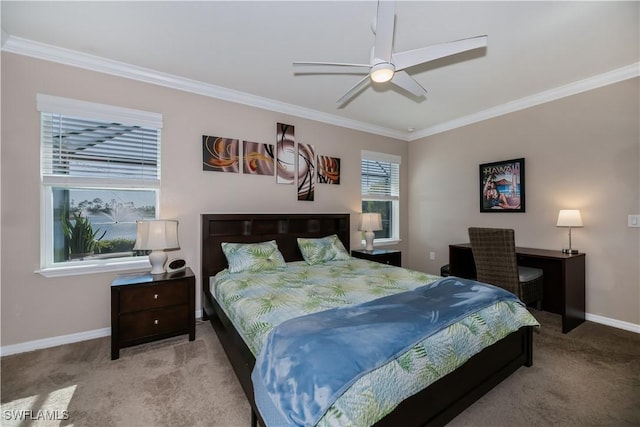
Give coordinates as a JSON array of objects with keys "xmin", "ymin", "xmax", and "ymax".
[
  {"xmin": 0, "ymin": 309, "xmax": 203, "ymax": 357},
  {"xmin": 585, "ymin": 313, "xmax": 640, "ymax": 334},
  {"xmin": 1, "ymin": 309, "xmax": 635, "ymax": 356},
  {"xmin": 0, "ymin": 327, "xmax": 111, "ymax": 357}
]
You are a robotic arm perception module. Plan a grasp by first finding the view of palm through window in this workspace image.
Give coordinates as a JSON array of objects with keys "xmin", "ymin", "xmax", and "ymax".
[{"xmin": 53, "ymin": 188, "xmax": 155, "ymax": 262}]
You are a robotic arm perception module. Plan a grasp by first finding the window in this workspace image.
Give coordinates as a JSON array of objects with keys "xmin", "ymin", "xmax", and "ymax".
[
  {"xmin": 38, "ymin": 94, "xmax": 162, "ymax": 275},
  {"xmin": 361, "ymin": 150, "xmax": 400, "ymax": 243}
]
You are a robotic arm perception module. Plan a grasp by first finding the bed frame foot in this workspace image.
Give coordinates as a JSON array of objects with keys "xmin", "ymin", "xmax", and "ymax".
[
  {"xmin": 524, "ymin": 326, "xmax": 533, "ymax": 367},
  {"xmin": 201, "ymin": 295, "xmax": 210, "ymax": 321}
]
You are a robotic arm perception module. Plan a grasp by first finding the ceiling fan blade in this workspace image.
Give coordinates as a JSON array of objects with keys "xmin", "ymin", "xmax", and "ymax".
[
  {"xmin": 392, "ymin": 35, "xmax": 488, "ymax": 71},
  {"xmin": 337, "ymin": 75, "xmax": 371, "ymax": 106},
  {"xmin": 293, "ymin": 61, "xmax": 370, "ymax": 68},
  {"xmin": 373, "ymin": 0, "xmax": 395, "ymax": 62},
  {"xmin": 390, "ymin": 71, "xmax": 427, "ymax": 97},
  {"xmin": 293, "ymin": 62, "xmax": 370, "ymax": 75}
]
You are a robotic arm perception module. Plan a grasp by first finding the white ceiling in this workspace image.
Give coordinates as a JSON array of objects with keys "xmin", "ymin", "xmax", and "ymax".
[{"xmin": 2, "ymin": 1, "xmax": 638, "ymax": 140}]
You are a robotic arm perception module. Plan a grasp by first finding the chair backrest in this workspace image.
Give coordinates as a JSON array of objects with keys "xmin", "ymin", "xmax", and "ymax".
[{"xmin": 468, "ymin": 227, "xmax": 520, "ymax": 297}]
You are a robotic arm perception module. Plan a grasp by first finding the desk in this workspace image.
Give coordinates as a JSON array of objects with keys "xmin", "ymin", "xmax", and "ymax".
[{"xmin": 449, "ymin": 243, "xmax": 585, "ymax": 333}]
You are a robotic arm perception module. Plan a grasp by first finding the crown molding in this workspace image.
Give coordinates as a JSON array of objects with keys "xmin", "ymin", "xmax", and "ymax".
[
  {"xmin": 410, "ymin": 62, "xmax": 640, "ymax": 141},
  {"xmin": 1, "ymin": 35, "xmax": 407, "ymax": 140},
  {"xmin": 3, "ymin": 35, "xmax": 637, "ymax": 142}
]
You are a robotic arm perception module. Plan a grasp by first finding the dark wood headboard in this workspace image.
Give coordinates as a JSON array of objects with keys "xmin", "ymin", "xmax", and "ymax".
[{"xmin": 201, "ymin": 213, "xmax": 350, "ymax": 284}]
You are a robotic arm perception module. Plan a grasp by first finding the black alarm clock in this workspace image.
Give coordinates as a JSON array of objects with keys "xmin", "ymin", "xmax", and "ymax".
[{"xmin": 165, "ymin": 257, "xmax": 186, "ymax": 273}]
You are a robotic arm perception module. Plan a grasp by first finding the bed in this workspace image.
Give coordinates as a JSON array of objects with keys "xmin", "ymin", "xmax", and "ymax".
[{"xmin": 201, "ymin": 213, "xmax": 538, "ymax": 426}]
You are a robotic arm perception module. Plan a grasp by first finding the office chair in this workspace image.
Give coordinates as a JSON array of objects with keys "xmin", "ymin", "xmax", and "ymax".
[{"xmin": 468, "ymin": 227, "xmax": 543, "ymax": 308}]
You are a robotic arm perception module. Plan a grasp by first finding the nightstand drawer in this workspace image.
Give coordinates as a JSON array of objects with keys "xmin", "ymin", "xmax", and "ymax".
[
  {"xmin": 351, "ymin": 249, "xmax": 402, "ymax": 267},
  {"xmin": 119, "ymin": 305, "xmax": 189, "ymax": 341},
  {"xmin": 119, "ymin": 281, "xmax": 188, "ymax": 313}
]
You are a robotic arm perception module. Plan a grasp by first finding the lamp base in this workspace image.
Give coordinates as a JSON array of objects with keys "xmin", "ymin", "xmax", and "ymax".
[
  {"xmin": 148, "ymin": 250, "xmax": 168, "ymax": 274},
  {"xmin": 364, "ymin": 231, "xmax": 375, "ymax": 251},
  {"xmin": 562, "ymin": 248, "xmax": 579, "ymax": 254}
]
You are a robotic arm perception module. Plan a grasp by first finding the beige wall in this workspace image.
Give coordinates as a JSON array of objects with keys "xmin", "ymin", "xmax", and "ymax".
[
  {"xmin": 0, "ymin": 53, "xmax": 407, "ymax": 347},
  {"xmin": 2, "ymin": 51, "xmax": 638, "ymax": 349},
  {"xmin": 407, "ymin": 78, "xmax": 640, "ymax": 326}
]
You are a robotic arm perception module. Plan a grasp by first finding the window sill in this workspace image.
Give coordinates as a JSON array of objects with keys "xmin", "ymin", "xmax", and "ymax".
[
  {"xmin": 36, "ymin": 258, "xmax": 151, "ymax": 278},
  {"xmin": 359, "ymin": 238, "xmax": 401, "ymax": 248}
]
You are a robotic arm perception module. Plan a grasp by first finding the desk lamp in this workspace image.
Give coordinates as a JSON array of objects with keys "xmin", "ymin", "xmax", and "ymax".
[{"xmin": 556, "ymin": 210, "xmax": 583, "ymax": 254}]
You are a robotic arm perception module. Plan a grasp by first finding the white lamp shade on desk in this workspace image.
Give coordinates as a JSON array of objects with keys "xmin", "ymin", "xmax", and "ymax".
[
  {"xmin": 556, "ymin": 210, "xmax": 583, "ymax": 228},
  {"xmin": 556, "ymin": 210, "xmax": 583, "ymax": 254},
  {"xmin": 359, "ymin": 213, "xmax": 382, "ymax": 251},
  {"xmin": 134, "ymin": 220, "xmax": 180, "ymax": 274}
]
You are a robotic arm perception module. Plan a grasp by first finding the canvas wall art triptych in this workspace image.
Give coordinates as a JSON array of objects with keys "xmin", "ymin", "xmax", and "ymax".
[{"xmin": 202, "ymin": 123, "xmax": 340, "ymax": 201}]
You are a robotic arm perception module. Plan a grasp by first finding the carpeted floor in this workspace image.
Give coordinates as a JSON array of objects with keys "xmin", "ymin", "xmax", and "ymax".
[
  {"xmin": 1, "ymin": 309, "xmax": 638, "ymax": 426},
  {"xmin": 448, "ymin": 310, "xmax": 640, "ymax": 427}
]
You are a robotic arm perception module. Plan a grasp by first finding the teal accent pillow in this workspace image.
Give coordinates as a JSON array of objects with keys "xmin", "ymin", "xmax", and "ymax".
[
  {"xmin": 297, "ymin": 234, "xmax": 351, "ymax": 265},
  {"xmin": 221, "ymin": 240, "xmax": 287, "ymax": 273}
]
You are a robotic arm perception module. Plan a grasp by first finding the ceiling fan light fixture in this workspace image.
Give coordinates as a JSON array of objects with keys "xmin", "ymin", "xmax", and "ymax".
[
  {"xmin": 370, "ymin": 63, "xmax": 395, "ymax": 83},
  {"xmin": 293, "ymin": 1, "xmax": 486, "ymax": 106}
]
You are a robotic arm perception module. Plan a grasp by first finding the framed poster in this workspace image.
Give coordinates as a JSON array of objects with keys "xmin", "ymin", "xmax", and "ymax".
[{"xmin": 479, "ymin": 158, "xmax": 525, "ymax": 212}]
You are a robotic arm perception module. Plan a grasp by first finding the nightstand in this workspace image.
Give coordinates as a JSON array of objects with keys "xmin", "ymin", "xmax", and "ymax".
[
  {"xmin": 351, "ymin": 249, "xmax": 401, "ymax": 267},
  {"xmin": 111, "ymin": 267, "xmax": 195, "ymax": 360}
]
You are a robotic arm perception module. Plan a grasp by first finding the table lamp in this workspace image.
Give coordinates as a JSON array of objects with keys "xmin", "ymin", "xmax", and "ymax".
[
  {"xmin": 556, "ymin": 210, "xmax": 583, "ymax": 254},
  {"xmin": 359, "ymin": 213, "xmax": 382, "ymax": 251},
  {"xmin": 134, "ymin": 220, "xmax": 180, "ymax": 274}
]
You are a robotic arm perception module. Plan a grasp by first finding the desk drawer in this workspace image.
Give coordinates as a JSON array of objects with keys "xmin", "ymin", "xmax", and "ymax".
[
  {"xmin": 119, "ymin": 281, "xmax": 188, "ymax": 313},
  {"xmin": 119, "ymin": 305, "xmax": 189, "ymax": 341}
]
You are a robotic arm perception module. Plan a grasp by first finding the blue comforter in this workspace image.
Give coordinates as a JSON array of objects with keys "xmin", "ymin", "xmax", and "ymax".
[{"xmin": 252, "ymin": 276, "xmax": 523, "ymax": 426}]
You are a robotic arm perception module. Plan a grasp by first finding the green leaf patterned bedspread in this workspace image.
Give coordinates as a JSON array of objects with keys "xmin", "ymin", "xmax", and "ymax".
[{"xmin": 212, "ymin": 258, "xmax": 539, "ymax": 426}]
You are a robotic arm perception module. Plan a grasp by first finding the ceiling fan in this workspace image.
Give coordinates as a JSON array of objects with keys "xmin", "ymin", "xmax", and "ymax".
[{"xmin": 293, "ymin": 0, "xmax": 487, "ymax": 106}]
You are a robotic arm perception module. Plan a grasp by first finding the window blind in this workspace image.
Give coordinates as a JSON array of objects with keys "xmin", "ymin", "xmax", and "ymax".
[
  {"xmin": 41, "ymin": 114, "xmax": 160, "ymax": 188},
  {"xmin": 361, "ymin": 157, "xmax": 399, "ymax": 199}
]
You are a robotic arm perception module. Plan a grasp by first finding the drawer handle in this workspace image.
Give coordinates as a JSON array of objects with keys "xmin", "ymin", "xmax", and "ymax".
[
  {"xmin": 154, "ymin": 294, "xmax": 159, "ymax": 299},
  {"xmin": 154, "ymin": 319, "xmax": 159, "ymax": 325}
]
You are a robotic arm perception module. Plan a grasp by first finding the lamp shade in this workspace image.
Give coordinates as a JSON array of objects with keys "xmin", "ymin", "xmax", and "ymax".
[
  {"xmin": 134, "ymin": 220, "xmax": 180, "ymax": 275},
  {"xmin": 359, "ymin": 213, "xmax": 382, "ymax": 232},
  {"xmin": 556, "ymin": 210, "xmax": 583, "ymax": 228},
  {"xmin": 133, "ymin": 220, "xmax": 180, "ymax": 251}
]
